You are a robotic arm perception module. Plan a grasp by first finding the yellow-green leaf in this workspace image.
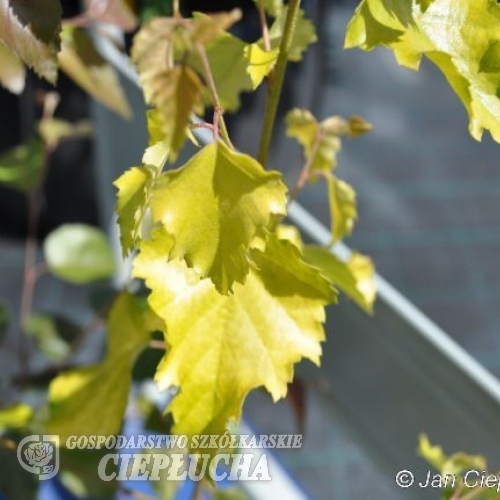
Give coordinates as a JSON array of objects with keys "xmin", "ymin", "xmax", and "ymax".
[
  {"xmin": 58, "ymin": 25, "xmax": 131, "ymax": 118},
  {"xmin": 0, "ymin": 40, "xmax": 25, "ymax": 94},
  {"xmin": 26, "ymin": 314, "xmax": 82, "ymax": 363},
  {"xmin": 303, "ymin": 245, "xmax": 376, "ymax": 313},
  {"xmin": 151, "ymin": 141, "xmax": 287, "ymax": 293},
  {"xmin": 345, "ymin": 0, "xmax": 500, "ymax": 143},
  {"xmin": 326, "ymin": 174, "xmax": 357, "ymax": 242},
  {"xmin": 44, "ymin": 224, "xmax": 115, "ymax": 284},
  {"xmin": 114, "ymin": 165, "xmax": 155, "ymax": 256},
  {"xmin": 0, "ymin": 403, "xmax": 34, "ymax": 431},
  {"xmin": 244, "ymin": 43, "xmax": 279, "ymax": 88},
  {"xmin": 38, "ymin": 118, "xmax": 92, "ymax": 150},
  {"xmin": 46, "ymin": 293, "xmax": 160, "ymax": 442},
  {"xmin": 418, "ymin": 434, "xmax": 487, "ymax": 478},
  {"xmin": 131, "ymin": 17, "xmax": 175, "ymax": 84},
  {"xmin": 276, "ymin": 224, "xmax": 303, "ymax": 251},
  {"xmin": 267, "ymin": 7, "xmax": 317, "ymax": 62},
  {"xmin": 133, "ymin": 229, "xmax": 336, "ymax": 438},
  {"xmin": 190, "ymin": 32, "xmax": 253, "ymax": 112},
  {"xmin": 252, "ymin": 0, "xmax": 283, "ymax": 17},
  {"xmin": 142, "ymin": 109, "xmax": 169, "ymax": 167},
  {"xmin": 286, "ymin": 109, "xmax": 354, "ymax": 172},
  {"xmin": 0, "ymin": 0, "xmax": 61, "ymax": 83}
]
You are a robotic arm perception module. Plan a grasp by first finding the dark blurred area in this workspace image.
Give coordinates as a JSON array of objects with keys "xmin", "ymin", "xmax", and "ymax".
[{"xmin": 0, "ymin": 0, "xmax": 97, "ymax": 241}]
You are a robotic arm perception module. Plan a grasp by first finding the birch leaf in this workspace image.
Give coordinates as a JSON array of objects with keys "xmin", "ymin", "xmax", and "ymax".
[
  {"xmin": 151, "ymin": 141, "xmax": 287, "ymax": 293},
  {"xmin": 345, "ymin": 0, "xmax": 500, "ymax": 142},
  {"xmin": 133, "ymin": 230, "xmax": 336, "ymax": 438},
  {"xmin": 0, "ymin": 0, "xmax": 61, "ymax": 83}
]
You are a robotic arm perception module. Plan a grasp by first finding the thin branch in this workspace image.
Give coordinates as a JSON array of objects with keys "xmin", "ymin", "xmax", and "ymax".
[
  {"xmin": 287, "ymin": 129, "xmax": 322, "ymax": 203},
  {"xmin": 258, "ymin": 0, "xmax": 302, "ymax": 166},
  {"xmin": 196, "ymin": 44, "xmax": 222, "ymax": 142},
  {"xmin": 173, "ymin": 0, "xmax": 181, "ymax": 18},
  {"xmin": 218, "ymin": 114, "xmax": 235, "ymax": 150},
  {"xmin": 18, "ymin": 94, "xmax": 59, "ymax": 367},
  {"xmin": 191, "ymin": 122, "xmax": 214, "ymax": 131},
  {"xmin": 258, "ymin": 0, "xmax": 271, "ymax": 52}
]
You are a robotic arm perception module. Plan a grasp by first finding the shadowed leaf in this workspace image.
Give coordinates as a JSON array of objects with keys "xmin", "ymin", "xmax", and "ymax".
[
  {"xmin": 0, "ymin": 0, "xmax": 61, "ymax": 83},
  {"xmin": 59, "ymin": 25, "xmax": 131, "ymax": 118}
]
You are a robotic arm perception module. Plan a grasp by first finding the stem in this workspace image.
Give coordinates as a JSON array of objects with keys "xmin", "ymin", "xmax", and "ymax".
[
  {"xmin": 218, "ymin": 115, "xmax": 235, "ymax": 149},
  {"xmin": 18, "ymin": 92, "xmax": 58, "ymax": 366},
  {"xmin": 288, "ymin": 130, "xmax": 322, "ymax": 203},
  {"xmin": 196, "ymin": 44, "xmax": 222, "ymax": 142},
  {"xmin": 258, "ymin": 0, "xmax": 271, "ymax": 52},
  {"xmin": 18, "ymin": 149, "xmax": 50, "ymax": 366},
  {"xmin": 173, "ymin": 0, "xmax": 181, "ymax": 18},
  {"xmin": 191, "ymin": 122, "xmax": 214, "ymax": 131},
  {"xmin": 258, "ymin": 0, "xmax": 302, "ymax": 166}
]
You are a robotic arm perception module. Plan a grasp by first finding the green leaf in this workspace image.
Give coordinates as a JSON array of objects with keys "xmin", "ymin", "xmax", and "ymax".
[
  {"xmin": 38, "ymin": 118, "xmax": 92, "ymax": 150},
  {"xmin": 58, "ymin": 25, "xmax": 131, "ymax": 119},
  {"xmin": 276, "ymin": 224, "xmax": 303, "ymax": 251},
  {"xmin": 303, "ymin": 245, "xmax": 376, "ymax": 313},
  {"xmin": 244, "ymin": 43, "xmax": 279, "ymax": 88},
  {"xmin": 0, "ymin": 138, "xmax": 43, "ymax": 193},
  {"xmin": 326, "ymin": 174, "xmax": 358, "ymax": 242},
  {"xmin": 190, "ymin": 31, "xmax": 253, "ymax": 112},
  {"xmin": 131, "ymin": 16, "xmax": 175, "ymax": 83},
  {"xmin": 142, "ymin": 109, "xmax": 169, "ymax": 167},
  {"xmin": 345, "ymin": 0, "xmax": 500, "ymax": 143},
  {"xmin": 285, "ymin": 109, "xmax": 345, "ymax": 173},
  {"xmin": 25, "ymin": 314, "xmax": 82, "ymax": 362},
  {"xmin": 0, "ymin": 403, "xmax": 34, "ymax": 431},
  {"xmin": 44, "ymin": 224, "xmax": 115, "ymax": 284},
  {"xmin": 46, "ymin": 293, "xmax": 159, "ymax": 441},
  {"xmin": 134, "ymin": 230, "xmax": 336, "ymax": 439},
  {"xmin": 418, "ymin": 434, "xmax": 487, "ymax": 477},
  {"xmin": 0, "ymin": 40, "xmax": 25, "ymax": 94},
  {"xmin": 252, "ymin": 0, "xmax": 283, "ymax": 17},
  {"xmin": 267, "ymin": 7, "xmax": 317, "ymax": 62},
  {"xmin": 0, "ymin": 0, "xmax": 61, "ymax": 83},
  {"xmin": 138, "ymin": 0, "xmax": 172, "ymax": 23},
  {"xmin": 114, "ymin": 165, "xmax": 155, "ymax": 256},
  {"xmin": 151, "ymin": 141, "xmax": 288, "ymax": 293}
]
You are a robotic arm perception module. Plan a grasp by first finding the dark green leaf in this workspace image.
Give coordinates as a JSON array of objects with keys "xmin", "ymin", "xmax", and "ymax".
[{"xmin": 0, "ymin": 139, "xmax": 43, "ymax": 193}]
